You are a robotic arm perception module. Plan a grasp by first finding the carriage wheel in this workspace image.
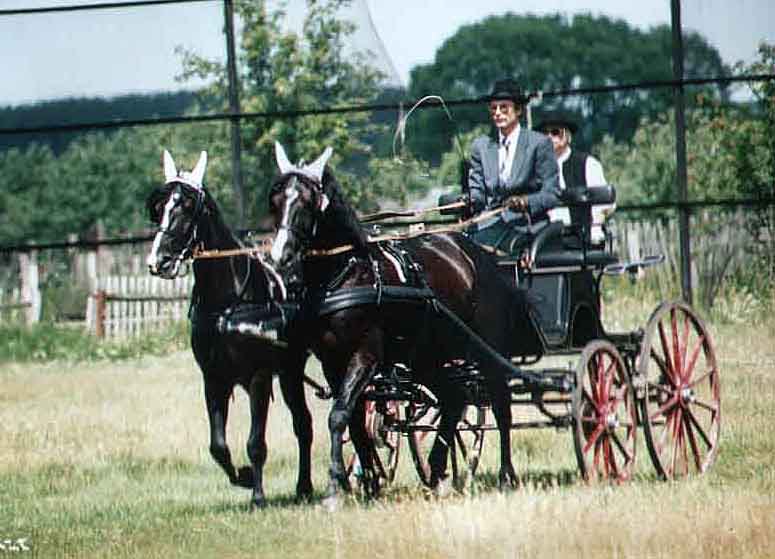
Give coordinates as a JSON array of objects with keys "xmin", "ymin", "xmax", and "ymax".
[
  {"xmin": 572, "ymin": 340, "xmax": 638, "ymax": 483},
  {"xmin": 405, "ymin": 385, "xmax": 487, "ymax": 489},
  {"xmin": 637, "ymin": 301, "xmax": 720, "ymax": 479},
  {"xmin": 343, "ymin": 397, "xmax": 401, "ymax": 489}
]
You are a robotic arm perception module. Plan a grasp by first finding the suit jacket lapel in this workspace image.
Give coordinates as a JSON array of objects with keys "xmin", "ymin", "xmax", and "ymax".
[
  {"xmin": 508, "ymin": 129, "xmax": 529, "ymax": 186},
  {"xmin": 483, "ymin": 138, "xmax": 500, "ymax": 187}
]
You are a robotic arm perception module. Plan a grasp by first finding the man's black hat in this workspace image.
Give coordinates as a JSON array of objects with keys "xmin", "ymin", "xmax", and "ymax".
[
  {"xmin": 487, "ymin": 78, "xmax": 526, "ymax": 104},
  {"xmin": 533, "ymin": 111, "xmax": 579, "ymax": 133}
]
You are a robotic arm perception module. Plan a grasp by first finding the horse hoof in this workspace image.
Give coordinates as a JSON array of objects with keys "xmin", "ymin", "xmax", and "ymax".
[
  {"xmin": 250, "ymin": 495, "xmax": 267, "ymax": 510},
  {"xmin": 498, "ymin": 475, "xmax": 519, "ymax": 492},
  {"xmin": 296, "ymin": 481, "xmax": 314, "ymax": 502},
  {"xmin": 433, "ymin": 477, "xmax": 454, "ymax": 499},
  {"xmin": 321, "ymin": 493, "xmax": 340, "ymax": 512},
  {"xmin": 234, "ymin": 466, "xmax": 255, "ymax": 488},
  {"xmin": 296, "ymin": 491, "xmax": 314, "ymax": 504}
]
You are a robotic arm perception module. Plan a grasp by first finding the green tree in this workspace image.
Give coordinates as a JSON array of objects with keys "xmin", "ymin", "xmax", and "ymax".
[
  {"xmin": 0, "ymin": 123, "xmax": 217, "ymax": 244},
  {"xmin": 178, "ymin": 0, "xmax": 385, "ymax": 223},
  {"xmin": 596, "ymin": 42, "xmax": 775, "ymax": 306},
  {"xmin": 406, "ymin": 13, "xmax": 728, "ymax": 163}
]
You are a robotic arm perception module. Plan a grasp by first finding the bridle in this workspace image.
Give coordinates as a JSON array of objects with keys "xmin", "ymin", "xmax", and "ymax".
[
  {"xmin": 271, "ymin": 173, "xmax": 329, "ymax": 264},
  {"xmin": 150, "ymin": 181, "xmax": 207, "ymax": 277}
]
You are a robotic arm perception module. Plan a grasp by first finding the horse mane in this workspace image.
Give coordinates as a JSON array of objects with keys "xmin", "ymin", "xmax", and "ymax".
[
  {"xmin": 200, "ymin": 187, "xmax": 242, "ymax": 247},
  {"xmin": 319, "ymin": 168, "xmax": 370, "ymax": 252}
]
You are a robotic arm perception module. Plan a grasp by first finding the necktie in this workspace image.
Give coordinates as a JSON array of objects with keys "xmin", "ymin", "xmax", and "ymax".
[{"xmin": 499, "ymin": 137, "xmax": 510, "ymax": 184}]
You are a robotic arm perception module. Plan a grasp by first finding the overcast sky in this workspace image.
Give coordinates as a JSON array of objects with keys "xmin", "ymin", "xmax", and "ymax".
[{"xmin": 0, "ymin": 0, "xmax": 771, "ymax": 106}]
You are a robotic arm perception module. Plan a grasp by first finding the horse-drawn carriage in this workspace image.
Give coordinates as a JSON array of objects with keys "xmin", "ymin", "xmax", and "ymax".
[
  {"xmin": 147, "ymin": 146, "xmax": 720, "ymax": 508},
  {"xmin": 343, "ymin": 183, "xmax": 721, "ymax": 489}
]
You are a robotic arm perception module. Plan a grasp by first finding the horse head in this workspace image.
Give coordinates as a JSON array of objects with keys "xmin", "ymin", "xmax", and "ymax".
[
  {"xmin": 146, "ymin": 150, "xmax": 209, "ymax": 278},
  {"xmin": 267, "ymin": 142, "xmax": 333, "ymax": 276}
]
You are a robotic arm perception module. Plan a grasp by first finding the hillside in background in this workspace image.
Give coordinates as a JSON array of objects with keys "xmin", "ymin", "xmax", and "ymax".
[{"xmin": 0, "ymin": 91, "xmax": 199, "ymax": 155}]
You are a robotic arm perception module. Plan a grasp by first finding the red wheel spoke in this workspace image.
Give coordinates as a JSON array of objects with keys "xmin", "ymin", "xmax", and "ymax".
[
  {"xmin": 684, "ymin": 406, "xmax": 714, "ymax": 449},
  {"xmin": 688, "ymin": 368, "xmax": 717, "ymax": 391},
  {"xmin": 682, "ymin": 334, "xmax": 706, "ymax": 384},
  {"xmin": 680, "ymin": 311, "xmax": 691, "ymax": 380},
  {"xmin": 651, "ymin": 346, "xmax": 677, "ymax": 389},
  {"xmin": 669, "ymin": 408, "xmax": 684, "ymax": 476},
  {"xmin": 691, "ymin": 396, "xmax": 719, "ymax": 415},
  {"xmin": 649, "ymin": 394, "xmax": 679, "ymax": 422},
  {"xmin": 658, "ymin": 320, "xmax": 677, "ymax": 384},
  {"xmin": 671, "ymin": 309, "xmax": 683, "ymax": 382},
  {"xmin": 592, "ymin": 437, "xmax": 604, "ymax": 475},
  {"xmin": 679, "ymin": 412, "xmax": 690, "ymax": 476},
  {"xmin": 582, "ymin": 386, "xmax": 597, "ymax": 407},
  {"xmin": 593, "ymin": 356, "xmax": 606, "ymax": 403},
  {"xmin": 583, "ymin": 423, "xmax": 606, "ymax": 454},
  {"xmin": 683, "ymin": 413, "xmax": 704, "ymax": 471},
  {"xmin": 602, "ymin": 357, "xmax": 616, "ymax": 400},
  {"xmin": 610, "ymin": 431, "xmax": 633, "ymax": 463},
  {"xmin": 604, "ymin": 437, "xmax": 617, "ymax": 478}
]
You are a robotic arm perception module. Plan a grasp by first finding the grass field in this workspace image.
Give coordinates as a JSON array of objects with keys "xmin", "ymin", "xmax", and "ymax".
[{"xmin": 1, "ymin": 290, "xmax": 775, "ymax": 558}]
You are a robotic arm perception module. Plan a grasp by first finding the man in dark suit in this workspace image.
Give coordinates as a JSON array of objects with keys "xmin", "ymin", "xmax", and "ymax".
[{"xmin": 468, "ymin": 78, "xmax": 560, "ymax": 256}]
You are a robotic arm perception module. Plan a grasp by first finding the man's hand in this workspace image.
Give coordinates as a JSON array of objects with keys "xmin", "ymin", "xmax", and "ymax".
[{"xmin": 506, "ymin": 194, "xmax": 528, "ymax": 212}]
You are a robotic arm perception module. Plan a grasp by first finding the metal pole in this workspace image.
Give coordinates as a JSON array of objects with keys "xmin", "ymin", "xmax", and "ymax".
[
  {"xmin": 224, "ymin": 0, "xmax": 244, "ymax": 228},
  {"xmin": 671, "ymin": 0, "xmax": 692, "ymax": 305}
]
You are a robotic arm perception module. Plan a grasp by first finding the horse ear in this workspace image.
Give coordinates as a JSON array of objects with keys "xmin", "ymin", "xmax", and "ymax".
[
  {"xmin": 305, "ymin": 146, "xmax": 333, "ymax": 183},
  {"xmin": 163, "ymin": 150, "xmax": 177, "ymax": 182},
  {"xmin": 275, "ymin": 142, "xmax": 294, "ymax": 175},
  {"xmin": 191, "ymin": 151, "xmax": 208, "ymax": 186}
]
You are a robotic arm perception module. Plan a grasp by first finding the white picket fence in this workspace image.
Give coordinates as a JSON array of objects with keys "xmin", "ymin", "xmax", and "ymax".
[
  {"xmin": 0, "ymin": 252, "xmax": 42, "ymax": 325},
  {"xmin": 85, "ymin": 275, "xmax": 194, "ymax": 339}
]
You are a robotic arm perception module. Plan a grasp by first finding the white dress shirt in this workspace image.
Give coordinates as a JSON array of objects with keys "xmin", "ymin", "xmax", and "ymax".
[{"xmin": 498, "ymin": 125, "xmax": 521, "ymax": 184}]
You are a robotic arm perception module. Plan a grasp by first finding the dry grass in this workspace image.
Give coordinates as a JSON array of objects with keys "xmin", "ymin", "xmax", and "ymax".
[{"xmin": 1, "ymin": 291, "xmax": 775, "ymax": 558}]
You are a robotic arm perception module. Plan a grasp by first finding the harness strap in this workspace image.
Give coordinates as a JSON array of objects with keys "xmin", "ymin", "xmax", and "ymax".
[{"xmin": 316, "ymin": 285, "xmax": 435, "ymax": 316}]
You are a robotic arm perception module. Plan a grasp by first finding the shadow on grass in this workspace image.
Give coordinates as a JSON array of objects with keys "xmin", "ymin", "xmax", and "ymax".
[{"xmin": 469, "ymin": 467, "xmax": 578, "ymax": 493}]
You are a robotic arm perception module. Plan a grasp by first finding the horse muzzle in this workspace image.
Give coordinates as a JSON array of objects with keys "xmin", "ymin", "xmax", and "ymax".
[{"xmin": 147, "ymin": 253, "xmax": 184, "ymax": 279}]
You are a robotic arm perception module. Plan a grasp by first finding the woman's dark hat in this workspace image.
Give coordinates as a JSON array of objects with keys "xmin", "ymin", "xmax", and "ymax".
[
  {"xmin": 533, "ymin": 112, "xmax": 579, "ymax": 133},
  {"xmin": 487, "ymin": 78, "xmax": 526, "ymax": 104}
]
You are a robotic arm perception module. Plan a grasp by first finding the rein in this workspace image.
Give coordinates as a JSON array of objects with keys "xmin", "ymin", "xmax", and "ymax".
[{"xmin": 192, "ymin": 203, "xmax": 508, "ymax": 261}]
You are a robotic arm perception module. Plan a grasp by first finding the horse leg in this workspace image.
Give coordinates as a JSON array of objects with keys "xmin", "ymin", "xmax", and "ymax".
[
  {"xmin": 203, "ymin": 378, "xmax": 240, "ymax": 485},
  {"xmin": 428, "ymin": 381, "xmax": 465, "ymax": 491},
  {"xmin": 246, "ymin": 373, "xmax": 272, "ymax": 508},
  {"xmin": 485, "ymin": 373, "xmax": 518, "ymax": 489},
  {"xmin": 277, "ymin": 352, "xmax": 314, "ymax": 501},
  {"xmin": 323, "ymin": 356, "xmax": 378, "ymax": 508}
]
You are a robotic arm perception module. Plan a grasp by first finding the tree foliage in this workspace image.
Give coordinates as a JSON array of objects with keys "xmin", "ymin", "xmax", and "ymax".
[
  {"xmin": 0, "ymin": 0, "xmax": 387, "ymax": 244},
  {"xmin": 596, "ymin": 42, "xmax": 775, "ymax": 306},
  {"xmin": 178, "ymin": 0, "xmax": 385, "ymax": 223},
  {"xmin": 406, "ymin": 13, "xmax": 728, "ymax": 163}
]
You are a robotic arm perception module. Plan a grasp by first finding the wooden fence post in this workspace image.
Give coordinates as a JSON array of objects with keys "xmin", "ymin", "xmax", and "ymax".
[
  {"xmin": 94, "ymin": 289, "xmax": 107, "ymax": 338},
  {"xmin": 19, "ymin": 251, "xmax": 41, "ymax": 325}
]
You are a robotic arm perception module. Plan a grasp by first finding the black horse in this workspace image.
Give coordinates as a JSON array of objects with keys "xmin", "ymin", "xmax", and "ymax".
[
  {"xmin": 267, "ymin": 142, "xmax": 542, "ymax": 506},
  {"xmin": 146, "ymin": 150, "xmax": 313, "ymax": 508}
]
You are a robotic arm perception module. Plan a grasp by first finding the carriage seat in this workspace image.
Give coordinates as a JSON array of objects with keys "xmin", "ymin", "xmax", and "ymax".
[
  {"xmin": 554, "ymin": 185, "xmax": 617, "ymax": 249},
  {"xmin": 437, "ymin": 188, "xmax": 618, "ymax": 269},
  {"xmin": 530, "ymin": 185, "xmax": 619, "ymax": 271}
]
